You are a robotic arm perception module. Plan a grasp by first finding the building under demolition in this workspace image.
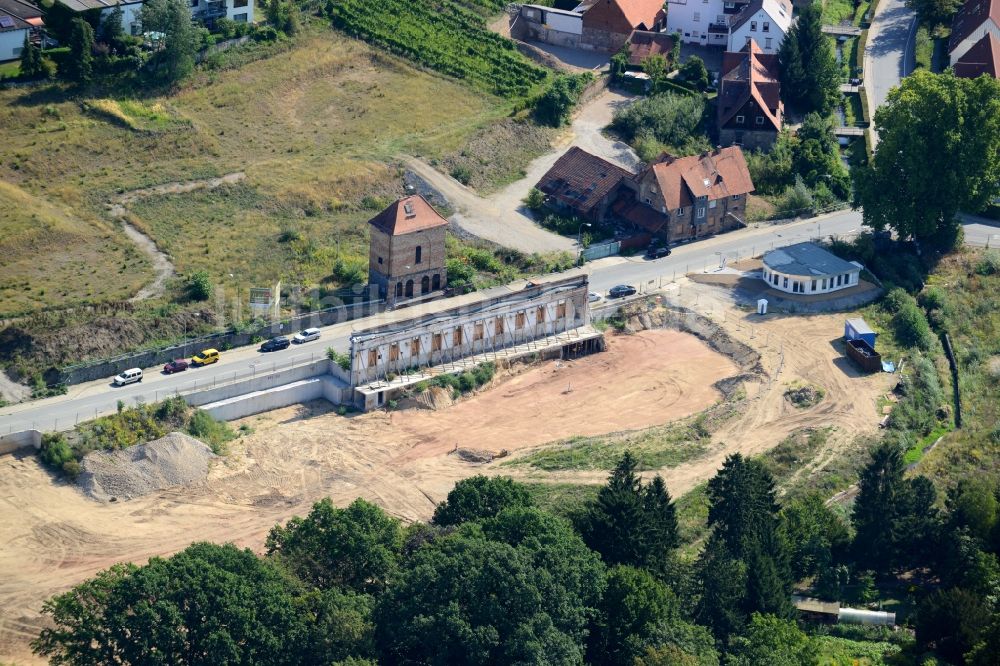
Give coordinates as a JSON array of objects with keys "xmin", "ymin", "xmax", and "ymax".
[{"xmin": 348, "ymin": 273, "xmax": 604, "ymax": 410}]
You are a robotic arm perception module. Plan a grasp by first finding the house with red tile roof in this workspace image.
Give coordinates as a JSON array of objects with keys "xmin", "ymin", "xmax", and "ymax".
[
  {"xmin": 534, "ymin": 146, "xmax": 755, "ymax": 244},
  {"xmin": 517, "ymin": 0, "xmax": 665, "ymax": 52},
  {"xmin": 624, "ymin": 146, "xmax": 755, "ymax": 241},
  {"xmin": 953, "ymin": 32, "xmax": 1000, "ymax": 77},
  {"xmin": 717, "ymin": 41, "xmax": 783, "ymax": 149},
  {"xmin": 627, "ymin": 30, "xmax": 676, "ymax": 66},
  {"xmin": 368, "ymin": 196, "xmax": 449, "ymax": 306},
  {"xmin": 949, "ymin": 0, "xmax": 1000, "ymax": 64}
]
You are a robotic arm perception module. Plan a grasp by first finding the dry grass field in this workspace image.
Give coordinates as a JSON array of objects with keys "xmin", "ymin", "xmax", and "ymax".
[
  {"xmin": 0, "ymin": 181, "xmax": 150, "ymax": 317},
  {"xmin": 0, "ymin": 31, "xmax": 523, "ymax": 316}
]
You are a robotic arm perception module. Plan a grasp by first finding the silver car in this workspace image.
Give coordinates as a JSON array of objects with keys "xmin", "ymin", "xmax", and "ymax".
[{"xmin": 293, "ymin": 327, "xmax": 321, "ymax": 343}]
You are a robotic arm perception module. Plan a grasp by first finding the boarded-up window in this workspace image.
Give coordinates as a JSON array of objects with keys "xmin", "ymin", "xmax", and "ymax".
[
  {"xmin": 495, "ymin": 316, "xmax": 505, "ymax": 335},
  {"xmin": 474, "ymin": 322, "xmax": 484, "ymax": 341},
  {"xmin": 367, "ymin": 348, "xmax": 378, "ymax": 366},
  {"xmin": 389, "ymin": 343, "xmax": 400, "ymax": 362},
  {"xmin": 453, "ymin": 327, "xmax": 463, "ymax": 346},
  {"xmin": 432, "ymin": 334, "xmax": 442, "ymax": 351},
  {"xmin": 536, "ymin": 306, "xmax": 546, "ymax": 322},
  {"xmin": 556, "ymin": 301, "xmax": 567, "ymax": 319},
  {"xmin": 516, "ymin": 312, "xmax": 526, "ymax": 329},
  {"xmin": 411, "ymin": 338, "xmax": 420, "ymax": 356}
]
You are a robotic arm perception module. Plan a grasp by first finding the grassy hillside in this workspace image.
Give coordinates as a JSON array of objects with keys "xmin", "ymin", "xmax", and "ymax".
[
  {"xmin": 0, "ymin": 181, "xmax": 150, "ymax": 317},
  {"xmin": 0, "ymin": 31, "xmax": 525, "ymax": 314}
]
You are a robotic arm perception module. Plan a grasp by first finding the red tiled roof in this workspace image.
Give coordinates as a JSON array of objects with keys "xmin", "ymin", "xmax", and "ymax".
[
  {"xmin": 628, "ymin": 30, "xmax": 675, "ymax": 65},
  {"xmin": 954, "ymin": 32, "xmax": 1000, "ymax": 77},
  {"xmin": 718, "ymin": 41, "xmax": 783, "ymax": 131},
  {"xmin": 536, "ymin": 146, "xmax": 632, "ymax": 216},
  {"xmin": 368, "ymin": 195, "xmax": 448, "ymax": 236},
  {"xmin": 582, "ymin": 0, "xmax": 665, "ymax": 34},
  {"xmin": 646, "ymin": 147, "xmax": 754, "ymax": 210},
  {"xmin": 949, "ymin": 0, "xmax": 1000, "ymax": 54}
]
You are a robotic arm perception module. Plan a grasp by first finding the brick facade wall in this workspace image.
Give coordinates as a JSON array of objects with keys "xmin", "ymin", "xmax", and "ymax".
[{"xmin": 368, "ymin": 226, "xmax": 447, "ymax": 306}]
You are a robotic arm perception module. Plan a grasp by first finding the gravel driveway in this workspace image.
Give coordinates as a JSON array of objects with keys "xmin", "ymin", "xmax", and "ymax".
[{"xmin": 404, "ymin": 89, "xmax": 641, "ymax": 255}]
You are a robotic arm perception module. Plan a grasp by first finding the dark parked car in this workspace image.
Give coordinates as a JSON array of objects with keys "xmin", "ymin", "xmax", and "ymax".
[
  {"xmin": 162, "ymin": 359, "xmax": 189, "ymax": 374},
  {"xmin": 608, "ymin": 284, "xmax": 637, "ymax": 298},
  {"xmin": 646, "ymin": 246, "xmax": 671, "ymax": 259},
  {"xmin": 260, "ymin": 336, "xmax": 290, "ymax": 352}
]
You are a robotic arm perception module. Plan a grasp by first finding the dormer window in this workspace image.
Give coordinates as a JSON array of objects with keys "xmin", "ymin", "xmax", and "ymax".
[{"xmin": 403, "ymin": 202, "xmax": 415, "ymax": 217}]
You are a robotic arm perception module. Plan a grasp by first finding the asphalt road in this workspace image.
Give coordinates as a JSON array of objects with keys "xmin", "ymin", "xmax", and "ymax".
[
  {"xmin": 864, "ymin": 0, "xmax": 918, "ymax": 145},
  {"xmin": 3, "ymin": 211, "xmax": 997, "ymax": 435}
]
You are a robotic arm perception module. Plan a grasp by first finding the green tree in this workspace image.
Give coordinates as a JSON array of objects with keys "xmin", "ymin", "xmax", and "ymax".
[
  {"xmin": 299, "ymin": 588, "xmax": 376, "ymax": 664},
  {"xmin": 266, "ymin": 0, "xmax": 299, "ymax": 35},
  {"xmin": 695, "ymin": 533, "xmax": 748, "ymax": 638},
  {"xmin": 32, "ymin": 543, "xmax": 313, "ymax": 665},
  {"xmin": 728, "ymin": 613, "xmax": 817, "ymax": 666},
  {"xmin": 610, "ymin": 43, "xmax": 630, "ymax": 82},
  {"xmin": 642, "ymin": 53, "xmax": 669, "ymax": 91},
  {"xmin": 947, "ymin": 477, "xmax": 998, "ymax": 543},
  {"xmin": 794, "ymin": 112, "xmax": 850, "ymax": 198},
  {"xmin": 523, "ymin": 187, "xmax": 546, "ymax": 211},
  {"xmin": 535, "ymin": 74, "xmax": 590, "ymax": 127},
  {"xmin": 100, "ymin": 6, "xmax": 125, "ymax": 47},
  {"xmin": 610, "ymin": 93, "xmax": 705, "ymax": 148},
  {"xmin": 582, "ymin": 452, "xmax": 679, "ymax": 571},
  {"xmin": 852, "ymin": 442, "xmax": 940, "ymax": 572},
  {"xmin": 915, "ymin": 588, "xmax": 993, "ymax": 664},
  {"xmin": 854, "ymin": 71, "xmax": 1000, "ymax": 242},
  {"xmin": 19, "ymin": 35, "xmax": 45, "ymax": 79},
  {"xmin": 779, "ymin": 494, "xmax": 850, "ymax": 579},
  {"xmin": 588, "ymin": 566, "xmax": 678, "ymax": 665},
  {"xmin": 706, "ymin": 454, "xmax": 781, "ymax": 557},
  {"xmin": 376, "ymin": 520, "xmax": 604, "ymax": 664},
  {"xmin": 778, "ymin": 3, "xmax": 840, "ymax": 114},
  {"xmin": 892, "ymin": 300, "xmax": 933, "ymax": 349},
  {"xmin": 906, "ymin": 0, "xmax": 962, "ymax": 28},
  {"xmin": 266, "ymin": 498, "xmax": 403, "ymax": 593},
  {"xmin": 432, "ymin": 475, "xmax": 533, "ymax": 526},
  {"xmin": 65, "ymin": 18, "xmax": 95, "ymax": 84},
  {"xmin": 678, "ymin": 55, "xmax": 709, "ymax": 91},
  {"xmin": 141, "ymin": 0, "xmax": 197, "ymax": 83}
]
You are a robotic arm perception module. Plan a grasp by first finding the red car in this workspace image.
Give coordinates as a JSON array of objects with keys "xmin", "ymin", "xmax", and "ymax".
[{"xmin": 163, "ymin": 359, "xmax": 190, "ymax": 374}]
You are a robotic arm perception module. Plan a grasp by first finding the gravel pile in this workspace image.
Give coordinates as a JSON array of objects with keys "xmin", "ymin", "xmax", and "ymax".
[{"xmin": 78, "ymin": 432, "xmax": 216, "ymax": 502}]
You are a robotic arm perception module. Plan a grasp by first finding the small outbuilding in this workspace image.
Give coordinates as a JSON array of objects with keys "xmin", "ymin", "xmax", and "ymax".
[
  {"xmin": 845, "ymin": 317, "xmax": 876, "ymax": 348},
  {"xmin": 762, "ymin": 242, "xmax": 861, "ymax": 295}
]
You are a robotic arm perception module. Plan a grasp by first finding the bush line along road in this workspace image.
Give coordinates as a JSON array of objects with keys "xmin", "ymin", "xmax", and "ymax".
[{"xmin": 2, "ymin": 211, "xmax": 996, "ymax": 435}]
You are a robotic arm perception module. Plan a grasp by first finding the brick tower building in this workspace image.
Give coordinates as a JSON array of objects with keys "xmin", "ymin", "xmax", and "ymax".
[{"xmin": 367, "ymin": 195, "xmax": 448, "ymax": 307}]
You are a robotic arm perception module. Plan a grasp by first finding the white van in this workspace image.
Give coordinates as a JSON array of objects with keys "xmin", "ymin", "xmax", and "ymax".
[{"xmin": 113, "ymin": 368, "xmax": 143, "ymax": 386}]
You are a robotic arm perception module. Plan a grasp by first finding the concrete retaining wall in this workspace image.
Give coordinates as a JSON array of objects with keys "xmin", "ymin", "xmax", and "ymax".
[
  {"xmin": 201, "ymin": 374, "xmax": 350, "ymax": 421},
  {"xmin": 202, "ymin": 378, "xmax": 325, "ymax": 421},
  {"xmin": 182, "ymin": 359, "xmax": 332, "ymax": 408},
  {"xmin": 0, "ymin": 429, "xmax": 41, "ymax": 456}
]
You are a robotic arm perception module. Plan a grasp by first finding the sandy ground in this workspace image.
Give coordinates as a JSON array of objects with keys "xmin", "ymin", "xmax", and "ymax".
[{"xmin": 0, "ymin": 328, "xmax": 732, "ymax": 664}]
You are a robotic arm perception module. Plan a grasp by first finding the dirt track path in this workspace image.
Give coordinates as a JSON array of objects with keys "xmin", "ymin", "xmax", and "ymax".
[
  {"xmin": 403, "ymin": 88, "xmax": 641, "ymax": 254},
  {"xmin": 107, "ymin": 172, "xmax": 247, "ymax": 302}
]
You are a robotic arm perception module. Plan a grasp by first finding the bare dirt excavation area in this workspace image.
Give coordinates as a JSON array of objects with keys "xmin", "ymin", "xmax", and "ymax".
[{"xmin": 0, "ymin": 285, "xmax": 891, "ymax": 663}]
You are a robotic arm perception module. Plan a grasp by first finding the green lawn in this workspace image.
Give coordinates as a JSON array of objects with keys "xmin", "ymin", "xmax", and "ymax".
[{"xmin": 822, "ymin": 0, "xmax": 856, "ymax": 25}]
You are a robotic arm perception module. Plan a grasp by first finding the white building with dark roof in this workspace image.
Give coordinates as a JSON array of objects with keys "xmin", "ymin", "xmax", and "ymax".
[
  {"xmin": 727, "ymin": 0, "xmax": 792, "ymax": 54},
  {"xmin": 762, "ymin": 242, "xmax": 861, "ymax": 294}
]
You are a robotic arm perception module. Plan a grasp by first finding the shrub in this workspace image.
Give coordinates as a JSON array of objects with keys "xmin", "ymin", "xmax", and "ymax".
[
  {"xmin": 450, "ymin": 165, "xmax": 472, "ymax": 185},
  {"xmin": 39, "ymin": 433, "xmax": 74, "ymax": 471},
  {"xmin": 523, "ymin": 187, "xmax": 545, "ymax": 212},
  {"xmin": 776, "ymin": 176, "xmax": 815, "ymax": 217},
  {"xmin": 892, "ymin": 303, "xmax": 933, "ymax": 349},
  {"xmin": 975, "ymin": 249, "xmax": 1000, "ymax": 276},
  {"xmin": 187, "ymin": 409, "xmax": 235, "ymax": 454},
  {"xmin": 611, "ymin": 93, "xmax": 705, "ymax": 148},
  {"xmin": 187, "ymin": 270, "xmax": 213, "ymax": 301},
  {"xmin": 327, "ymin": 348, "xmax": 351, "ymax": 371},
  {"xmin": 677, "ymin": 55, "xmax": 710, "ymax": 91}
]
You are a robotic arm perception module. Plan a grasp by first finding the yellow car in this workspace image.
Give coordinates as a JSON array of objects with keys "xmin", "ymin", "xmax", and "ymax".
[{"xmin": 191, "ymin": 349, "xmax": 220, "ymax": 366}]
